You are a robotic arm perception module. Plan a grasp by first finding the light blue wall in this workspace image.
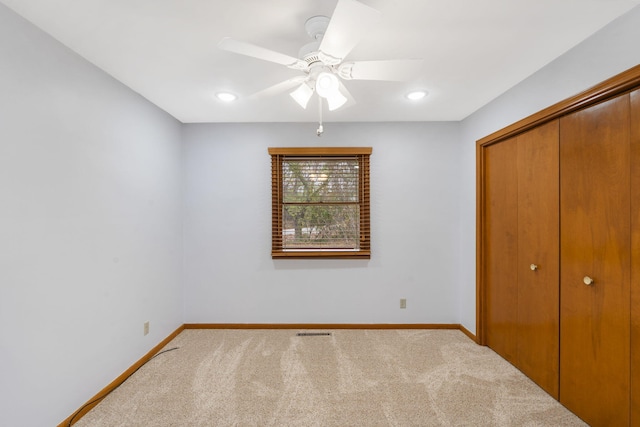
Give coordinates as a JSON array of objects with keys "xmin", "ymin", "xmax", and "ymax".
[
  {"xmin": 458, "ymin": 4, "xmax": 640, "ymax": 333},
  {"xmin": 182, "ymin": 122, "xmax": 463, "ymax": 324},
  {"xmin": 0, "ymin": 4, "xmax": 183, "ymax": 425}
]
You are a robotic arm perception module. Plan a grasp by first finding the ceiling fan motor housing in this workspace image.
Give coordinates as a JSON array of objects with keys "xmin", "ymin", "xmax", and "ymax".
[
  {"xmin": 299, "ymin": 16, "xmax": 341, "ymax": 68},
  {"xmin": 300, "ymin": 15, "xmax": 328, "ymax": 67},
  {"xmin": 299, "ymin": 41, "xmax": 322, "ymax": 67}
]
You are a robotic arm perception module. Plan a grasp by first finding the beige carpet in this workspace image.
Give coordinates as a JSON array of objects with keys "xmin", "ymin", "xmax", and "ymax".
[{"xmin": 75, "ymin": 329, "xmax": 586, "ymax": 426}]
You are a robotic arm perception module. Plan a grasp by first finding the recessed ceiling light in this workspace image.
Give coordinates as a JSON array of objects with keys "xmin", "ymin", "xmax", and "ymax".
[
  {"xmin": 406, "ymin": 90, "xmax": 428, "ymax": 101},
  {"xmin": 216, "ymin": 92, "xmax": 237, "ymax": 102}
]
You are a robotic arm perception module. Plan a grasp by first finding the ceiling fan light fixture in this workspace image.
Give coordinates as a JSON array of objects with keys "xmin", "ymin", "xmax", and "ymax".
[
  {"xmin": 315, "ymin": 72, "xmax": 340, "ymax": 98},
  {"xmin": 290, "ymin": 83, "xmax": 314, "ymax": 109},
  {"xmin": 406, "ymin": 90, "xmax": 428, "ymax": 101},
  {"xmin": 216, "ymin": 92, "xmax": 237, "ymax": 102}
]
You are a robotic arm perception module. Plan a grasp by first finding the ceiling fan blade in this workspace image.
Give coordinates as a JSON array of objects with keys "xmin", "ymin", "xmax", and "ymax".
[
  {"xmin": 248, "ymin": 76, "xmax": 307, "ymax": 100},
  {"xmin": 218, "ymin": 38, "xmax": 308, "ymax": 70},
  {"xmin": 319, "ymin": 0, "xmax": 381, "ymax": 63},
  {"xmin": 339, "ymin": 59, "xmax": 424, "ymax": 81}
]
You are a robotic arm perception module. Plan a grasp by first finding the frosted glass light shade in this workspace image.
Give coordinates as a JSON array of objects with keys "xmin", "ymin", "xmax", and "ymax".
[
  {"xmin": 290, "ymin": 83, "xmax": 314, "ymax": 109},
  {"xmin": 327, "ymin": 90, "xmax": 347, "ymax": 111},
  {"xmin": 315, "ymin": 72, "xmax": 339, "ymax": 98}
]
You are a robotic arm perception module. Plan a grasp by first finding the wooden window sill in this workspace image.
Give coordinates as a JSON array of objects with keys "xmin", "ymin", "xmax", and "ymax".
[{"xmin": 272, "ymin": 251, "xmax": 371, "ymax": 259}]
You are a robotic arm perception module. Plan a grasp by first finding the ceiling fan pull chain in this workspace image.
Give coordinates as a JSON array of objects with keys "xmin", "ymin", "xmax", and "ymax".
[{"xmin": 317, "ymin": 96, "xmax": 324, "ymax": 136}]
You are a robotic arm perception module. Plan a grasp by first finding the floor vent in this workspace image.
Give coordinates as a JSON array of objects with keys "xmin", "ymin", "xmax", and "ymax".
[{"xmin": 296, "ymin": 332, "xmax": 331, "ymax": 337}]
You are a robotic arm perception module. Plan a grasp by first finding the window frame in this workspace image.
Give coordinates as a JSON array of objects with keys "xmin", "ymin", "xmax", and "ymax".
[{"xmin": 269, "ymin": 147, "xmax": 371, "ymax": 259}]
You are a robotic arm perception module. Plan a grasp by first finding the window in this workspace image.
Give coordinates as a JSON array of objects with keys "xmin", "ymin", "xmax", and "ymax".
[{"xmin": 269, "ymin": 147, "xmax": 371, "ymax": 259}]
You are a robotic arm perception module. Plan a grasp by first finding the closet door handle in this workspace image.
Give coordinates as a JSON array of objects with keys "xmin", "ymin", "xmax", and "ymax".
[
  {"xmin": 583, "ymin": 276, "xmax": 594, "ymax": 286},
  {"xmin": 530, "ymin": 264, "xmax": 538, "ymax": 271}
]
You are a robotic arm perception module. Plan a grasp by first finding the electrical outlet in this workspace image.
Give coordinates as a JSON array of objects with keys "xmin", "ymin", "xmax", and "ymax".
[
  {"xmin": 143, "ymin": 321, "xmax": 150, "ymax": 336},
  {"xmin": 400, "ymin": 299, "xmax": 407, "ymax": 309}
]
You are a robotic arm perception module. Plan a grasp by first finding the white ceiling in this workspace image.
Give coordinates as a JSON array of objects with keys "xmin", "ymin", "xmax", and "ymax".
[{"xmin": 2, "ymin": 0, "xmax": 639, "ymax": 123}]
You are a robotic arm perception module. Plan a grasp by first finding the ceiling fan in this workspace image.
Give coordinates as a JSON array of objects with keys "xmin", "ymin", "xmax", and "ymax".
[{"xmin": 218, "ymin": 0, "xmax": 423, "ymax": 113}]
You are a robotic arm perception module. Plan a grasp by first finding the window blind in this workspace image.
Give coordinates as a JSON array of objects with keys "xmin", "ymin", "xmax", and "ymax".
[{"xmin": 269, "ymin": 147, "xmax": 371, "ymax": 259}]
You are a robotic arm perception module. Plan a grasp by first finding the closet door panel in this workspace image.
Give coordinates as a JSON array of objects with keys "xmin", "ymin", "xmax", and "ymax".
[
  {"xmin": 560, "ymin": 95, "xmax": 631, "ymax": 426},
  {"xmin": 484, "ymin": 139, "xmax": 518, "ymax": 364},
  {"xmin": 516, "ymin": 120, "xmax": 559, "ymax": 399},
  {"xmin": 631, "ymin": 89, "xmax": 640, "ymax": 427}
]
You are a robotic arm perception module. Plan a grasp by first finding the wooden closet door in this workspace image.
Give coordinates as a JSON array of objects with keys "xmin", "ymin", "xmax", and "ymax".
[
  {"xmin": 631, "ymin": 89, "xmax": 640, "ymax": 427},
  {"xmin": 560, "ymin": 95, "xmax": 631, "ymax": 426},
  {"xmin": 484, "ymin": 138, "xmax": 518, "ymax": 364},
  {"xmin": 516, "ymin": 120, "xmax": 559, "ymax": 399}
]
